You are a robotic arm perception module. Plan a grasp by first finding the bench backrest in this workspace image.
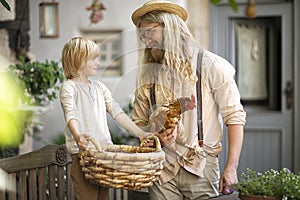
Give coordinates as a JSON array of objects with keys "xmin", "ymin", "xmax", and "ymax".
[{"xmin": 0, "ymin": 144, "xmax": 74, "ymax": 200}]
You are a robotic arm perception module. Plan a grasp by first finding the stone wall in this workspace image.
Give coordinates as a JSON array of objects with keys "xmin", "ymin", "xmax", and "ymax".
[{"xmin": 0, "ymin": 29, "xmax": 16, "ymax": 68}]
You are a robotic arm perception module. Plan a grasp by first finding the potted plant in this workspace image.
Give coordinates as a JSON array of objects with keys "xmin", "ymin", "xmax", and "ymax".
[
  {"xmin": 233, "ymin": 168, "xmax": 300, "ymax": 200},
  {"xmin": 8, "ymin": 56, "xmax": 64, "ymax": 106}
]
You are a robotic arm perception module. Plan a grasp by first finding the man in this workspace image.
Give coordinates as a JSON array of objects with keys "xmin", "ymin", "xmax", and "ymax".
[{"xmin": 131, "ymin": 0, "xmax": 246, "ymax": 199}]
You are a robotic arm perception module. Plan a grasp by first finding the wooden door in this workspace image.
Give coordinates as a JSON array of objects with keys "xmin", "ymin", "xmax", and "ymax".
[{"xmin": 210, "ymin": 2, "xmax": 294, "ymax": 175}]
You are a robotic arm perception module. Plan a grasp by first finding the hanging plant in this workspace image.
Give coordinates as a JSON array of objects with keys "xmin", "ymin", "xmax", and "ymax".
[
  {"xmin": 0, "ymin": 0, "xmax": 10, "ymax": 11},
  {"xmin": 245, "ymin": 0, "xmax": 256, "ymax": 18},
  {"xmin": 210, "ymin": 0, "xmax": 238, "ymax": 12}
]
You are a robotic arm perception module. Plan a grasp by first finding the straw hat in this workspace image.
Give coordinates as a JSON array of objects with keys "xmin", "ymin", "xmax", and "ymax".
[{"xmin": 131, "ymin": 0, "xmax": 188, "ymax": 26}]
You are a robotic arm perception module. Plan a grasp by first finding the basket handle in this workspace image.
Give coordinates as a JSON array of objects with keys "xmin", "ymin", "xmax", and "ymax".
[
  {"xmin": 87, "ymin": 136, "xmax": 162, "ymax": 152},
  {"xmin": 87, "ymin": 137, "xmax": 103, "ymax": 151},
  {"xmin": 140, "ymin": 135, "xmax": 162, "ymax": 152}
]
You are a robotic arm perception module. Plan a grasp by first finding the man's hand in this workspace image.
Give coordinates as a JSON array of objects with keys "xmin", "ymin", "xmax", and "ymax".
[
  {"xmin": 219, "ymin": 166, "xmax": 238, "ymax": 195},
  {"xmin": 155, "ymin": 125, "xmax": 178, "ymax": 147},
  {"xmin": 141, "ymin": 124, "xmax": 177, "ymax": 148}
]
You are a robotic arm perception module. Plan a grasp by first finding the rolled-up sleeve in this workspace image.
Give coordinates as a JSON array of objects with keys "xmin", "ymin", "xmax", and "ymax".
[
  {"xmin": 220, "ymin": 81, "xmax": 246, "ymax": 125},
  {"xmin": 206, "ymin": 54, "xmax": 246, "ymax": 126}
]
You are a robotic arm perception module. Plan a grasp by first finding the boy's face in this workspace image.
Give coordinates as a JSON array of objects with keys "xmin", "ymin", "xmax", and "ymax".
[{"xmin": 79, "ymin": 56, "xmax": 100, "ymax": 77}]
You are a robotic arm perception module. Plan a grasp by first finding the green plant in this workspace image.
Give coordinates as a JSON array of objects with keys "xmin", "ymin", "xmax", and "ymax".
[
  {"xmin": 234, "ymin": 168, "xmax": 300, "ymax": 199},
  {"xmin": 210, "ymin": 0, "xmax": 238, "ymax": 12},
  {"xmin": 51, "ymin": 133, "xmax": 66, "ymax": 145},
  {"xmin": 8, "ymin": 56, "xmax": 64, "ymax": 105},
  {"xmin": 0, "ymin": 0, "xmax": 10, "ymax": 11}
]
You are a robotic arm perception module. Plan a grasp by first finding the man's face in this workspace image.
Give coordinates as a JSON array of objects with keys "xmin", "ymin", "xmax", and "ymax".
[
  {"xmin": 139, "ymin": 22, "xmax": 164, "ymax": 62},
  {"xmin": 139, "ymin": 22, "xmax": 163, "ymax": 48}
]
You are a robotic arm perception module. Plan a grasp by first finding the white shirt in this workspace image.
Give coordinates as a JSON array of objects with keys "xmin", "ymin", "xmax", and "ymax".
[
  {"xmin": 132, "ymin": 48, "xmax": 246, "ymax": 183},
  {"xmin": 60, "ymin": 79, "xmax": 123, "ymax": 154}
]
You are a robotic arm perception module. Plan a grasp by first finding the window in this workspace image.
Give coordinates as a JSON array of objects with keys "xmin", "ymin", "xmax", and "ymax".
[
  {"xmin": 39, "ymin": 2, "xmax": 59, "ymax": 38},
  {"xmin": 234, "ymin": 17, "xmax": 281, "ymax": 111}
]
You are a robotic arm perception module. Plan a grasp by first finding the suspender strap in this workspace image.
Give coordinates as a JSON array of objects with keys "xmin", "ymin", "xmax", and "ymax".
[
  {"xmin": 150, "ymin": 83, "xmax": 157, "ymax": 112},
  {"xmin": 150, "ymin": 50, "xmax": 203, "ymax": 146},
  {"xmin": 196, "ymin": 50, "xmax": 204, "ymax": 147}
]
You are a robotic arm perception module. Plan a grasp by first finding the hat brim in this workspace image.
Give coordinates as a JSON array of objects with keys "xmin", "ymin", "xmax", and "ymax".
[{"xmin": 131, "ymin": 1, "xmax": 188, "ymax": 26}]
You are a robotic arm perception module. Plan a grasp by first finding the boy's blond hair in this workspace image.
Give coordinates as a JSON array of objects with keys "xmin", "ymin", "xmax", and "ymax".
[{"xmin": 61, "ymin": 37, "xmax": 99, "ymax": 79}]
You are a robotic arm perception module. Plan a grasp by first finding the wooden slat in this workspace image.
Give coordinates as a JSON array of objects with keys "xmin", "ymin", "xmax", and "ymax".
[
  {"xmin": 0, "ymin": 190, "xmax": 5, "ymax": 199},
  {"xmin": 18, "ymin": 171, "xmax": 27, "ymax": 200},
  {"xmin": 116, "ymin": 189, "xmax": 122, "ymax": 200},
  {"xmin": 57, "ymin": 165, "xmax": 64, "ymax": 199},
  {"xmin": 0, "ymin": 169, "xmax": 7, "ymax": 199},
  {"xmin": 29, "ymin": 169, "xmax": 37, "ymax": 200},
  {"xmin": 8, "ymin": 173, "xmax": 16, "ymax": 200},
  {"xmin": 38, "ymin": 167, "xmax": 47, "ymax": 200},
  {"xmin": 48, "ymin": 165, "xmax": 56, "ymax": 200},
  {"xmin": 66, "ymin": 163, "xmax": 75, "ymax": 199}
]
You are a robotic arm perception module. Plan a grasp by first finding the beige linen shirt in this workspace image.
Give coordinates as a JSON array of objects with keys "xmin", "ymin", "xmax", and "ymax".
[
  {"xmin": 60, "ymin": 80, "xmax": 123, "ymax": 154},
  {"xmin": 132, "ymin": 48, "xmax": 246, "ymax": 184}
]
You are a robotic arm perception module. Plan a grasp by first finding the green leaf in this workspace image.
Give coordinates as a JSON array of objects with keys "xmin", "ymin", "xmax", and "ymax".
[
  {"xmin": 228, "ymin": 0, "xmax": 238, "ymax": 12},
  {"xmin": 210, "ymin": 0, "xmax": 238, "ymax": 12},
  {"xmin": 210, "ymin": 0, "xmax": 222, "ymax": 5},
  {"xmin": 0, "ymin": 0, "xmax": 11, "ymax": 11}
]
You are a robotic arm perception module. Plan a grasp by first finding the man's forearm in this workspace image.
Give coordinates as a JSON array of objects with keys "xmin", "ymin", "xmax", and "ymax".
[{"xmin": 226, "ymin": 124, "xmax": 244, "ymax": 169}]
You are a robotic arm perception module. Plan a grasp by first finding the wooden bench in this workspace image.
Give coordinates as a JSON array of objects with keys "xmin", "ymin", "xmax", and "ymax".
[
  {"xmin": 0, "ymin": 144, "xmax": 74, "ymax": 200},
  {"xmin": 0, "ymin": 144, "xmax": 128, "ymax": 200}
]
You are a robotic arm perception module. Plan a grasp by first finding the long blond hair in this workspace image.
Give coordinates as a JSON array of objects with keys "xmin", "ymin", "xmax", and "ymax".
[{"xmin": 136, "ymin": 11, "xmax": 198, "ymax": 87}]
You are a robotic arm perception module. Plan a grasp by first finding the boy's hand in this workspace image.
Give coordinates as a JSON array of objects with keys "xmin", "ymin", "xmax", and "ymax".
[
  {"xmin": 75, "ymin": 133, "xmax": 90, "ymax": 150},
  {"xmin": 139, "ymin": 131, "xmax": 154, "ymax": 141}
]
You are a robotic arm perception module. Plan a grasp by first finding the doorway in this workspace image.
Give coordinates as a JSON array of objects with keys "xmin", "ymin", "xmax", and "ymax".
[{"xmin": 210, "ymin": 1, "xmax": 294, "ymax": 175}]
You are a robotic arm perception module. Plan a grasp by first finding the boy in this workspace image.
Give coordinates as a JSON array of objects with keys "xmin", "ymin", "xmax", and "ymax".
[{"xmin": 60, "ymin": 37, "xmax": 152, "ymax": 200}]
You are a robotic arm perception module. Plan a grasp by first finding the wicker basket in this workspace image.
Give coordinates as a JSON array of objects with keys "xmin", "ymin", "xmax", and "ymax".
[{"xmin": 79, "ymin": 136, "xmax": 165, "ymax": 190}]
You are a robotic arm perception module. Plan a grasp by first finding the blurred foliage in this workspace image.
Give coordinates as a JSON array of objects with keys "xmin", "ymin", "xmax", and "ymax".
[
  {"xmin": 51, "ymin": 133, "xmax": 66, "ymax": 145},
  {"xmin": 8, "ymin": 57, "xmax": 64, "ymax": 105},
  {"xmin": 0, "ymin": 71, "xmax": 31, "ymax": 147},
  {"xmin": 210, "ymin": 0, "xmax": 238, "ymax": 12},
  {"xmin": 0, "ymin": 71, "xmax": 33, "ymax": 158}
]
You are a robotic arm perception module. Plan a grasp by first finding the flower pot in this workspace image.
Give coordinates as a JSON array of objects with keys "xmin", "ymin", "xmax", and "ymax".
[{"xmin": 239, "ymin": 194, "xmax": 281, "ymax": 200}]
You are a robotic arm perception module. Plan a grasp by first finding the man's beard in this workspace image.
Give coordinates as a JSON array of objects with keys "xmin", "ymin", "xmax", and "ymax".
[{"xmin": 146, "ymin": 48, "xmax": 165, "ymax": 63}]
